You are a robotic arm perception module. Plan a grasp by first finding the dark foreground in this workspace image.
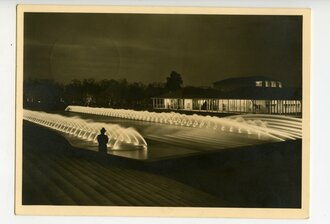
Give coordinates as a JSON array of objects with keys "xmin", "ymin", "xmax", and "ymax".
[{"xmin": 22, "ymin": 121, "xmax": 301, "ymax": 208}]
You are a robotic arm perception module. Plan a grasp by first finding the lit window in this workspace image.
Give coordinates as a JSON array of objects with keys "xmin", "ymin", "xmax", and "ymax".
[
  {"xmin": 255, "ymin": 81, "xmax": 263, "ymax": 87},
  {"xmin": 271, "ymin": 81, "xmax": 276, "ymax": 87},
  {"xmin": 277, "ymin": 82, "xmax": 282, "ymax": 88},
  {"xmin": 265, "ymin": 81, "xmax": 269, "ymax": 87}
]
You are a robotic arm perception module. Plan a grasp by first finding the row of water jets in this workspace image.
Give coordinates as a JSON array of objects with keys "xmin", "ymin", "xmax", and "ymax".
[
  {"xmin": 66, "ymin": 105, "xmax": 302, "ymax": 141},
  {"xmin": 23, "ymin": 109, "xmax": 147, "ymax": 150}
]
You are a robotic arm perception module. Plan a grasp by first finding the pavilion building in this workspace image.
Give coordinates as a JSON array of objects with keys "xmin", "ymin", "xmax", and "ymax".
[{"xmin": 152, "ymin": 76, "xmax": 302, "ymax": 115}]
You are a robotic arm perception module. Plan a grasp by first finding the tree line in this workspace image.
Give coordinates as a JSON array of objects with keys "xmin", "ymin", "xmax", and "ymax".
[{"xmin": 23, "ymin": 71, "xmax": 183, "ymax": 111}]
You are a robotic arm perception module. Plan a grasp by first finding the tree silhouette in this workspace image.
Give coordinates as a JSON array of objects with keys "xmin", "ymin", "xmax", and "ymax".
[
  {"xmin": 165, "ymin": 71, "xmax": 183, "ymax": 91},
  {"xmin": 64, "ymin": 79, "xmax": 83, "ymax": 105},
  {"xmin": 24, "ymin": 79, "xmax": 64, "ymax": 110},
  {"xmin": 81, "ymin": 79, "xmax": 99, "ymax": 106},
  {"xmin": 23, "ymin": 77, "xmax": 170, "ymax": 110}
]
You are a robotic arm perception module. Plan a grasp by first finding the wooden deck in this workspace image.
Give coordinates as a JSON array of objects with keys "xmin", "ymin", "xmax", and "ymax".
[{"xmin": 22, "ymin": 136, "xmax": 224, "ymax": 206}]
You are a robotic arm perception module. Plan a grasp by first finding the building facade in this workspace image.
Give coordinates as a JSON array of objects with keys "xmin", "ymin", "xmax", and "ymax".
[{"xmin": 152, "ymin": 76, "xmax": 302, "ymax": 115}]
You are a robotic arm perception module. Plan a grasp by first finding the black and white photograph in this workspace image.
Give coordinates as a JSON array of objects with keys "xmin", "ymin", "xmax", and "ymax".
[{"xmin": 15, "ymin": 5, "xmax": 310, "ymax": 218}]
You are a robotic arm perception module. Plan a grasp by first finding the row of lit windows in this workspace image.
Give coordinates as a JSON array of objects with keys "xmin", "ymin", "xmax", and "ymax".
[
  {"xmin": 153, "ymin": 98, "xmax": 301, "ymax": 114},
  {"xmin": 255, "ymin": 81, "xmax": 282, "ymax": 88}
]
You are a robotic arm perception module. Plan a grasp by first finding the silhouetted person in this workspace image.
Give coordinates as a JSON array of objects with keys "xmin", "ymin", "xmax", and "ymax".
[{"xmin": 97, "ymin": 127, "xmax": 109, "ymax": 156}]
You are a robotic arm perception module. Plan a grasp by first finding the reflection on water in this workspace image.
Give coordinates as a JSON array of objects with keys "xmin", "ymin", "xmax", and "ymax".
[
  {"xmin": 61, "ymin": 106, "xmax": 302, "ymax": 161},
  {"xmin": 23, "ymin": 109, "xmax": 147, "ymax": 154}
]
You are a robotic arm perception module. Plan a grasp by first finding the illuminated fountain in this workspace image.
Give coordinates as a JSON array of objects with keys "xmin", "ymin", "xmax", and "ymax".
[
  {"xmin": 23, "ymin": 109, "xmax": 147, "ymax": 151},
  {"xmin": 66, "ymin": 105, "xmax": 302, "ymax": 142},
  {"xmin": 24, "ymin": 107, "xmax": 303, "ymax": 160}
]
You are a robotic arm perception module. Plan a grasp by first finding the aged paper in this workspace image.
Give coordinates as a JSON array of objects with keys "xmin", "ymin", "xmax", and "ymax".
[{"xmin": 16, "ymin": 5, "xmax": 310, "ymax": 218}]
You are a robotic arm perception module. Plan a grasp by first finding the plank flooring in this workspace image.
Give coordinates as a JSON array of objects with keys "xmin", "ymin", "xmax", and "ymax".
[{"xmin": 22, "ymin": 142, "xmax": 224, "ymax": 206}]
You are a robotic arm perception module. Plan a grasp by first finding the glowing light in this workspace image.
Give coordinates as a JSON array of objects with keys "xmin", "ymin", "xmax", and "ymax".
[
  {"xmin": 65, "ymin": 105, "xmax": 302, "ymax": 142},
  {"xmin": 23, "ymin": 109, "xmax": 147, "ymax": 151}
]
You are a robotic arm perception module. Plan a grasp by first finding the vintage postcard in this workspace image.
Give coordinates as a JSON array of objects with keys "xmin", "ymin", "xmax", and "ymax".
[{"xmin": 15, "ymin": 5, "xmax": 310, "ymax": 218}]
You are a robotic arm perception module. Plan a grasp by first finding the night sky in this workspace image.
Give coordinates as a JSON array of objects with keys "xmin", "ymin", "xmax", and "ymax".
[{"xmin": 24, "ymin": 13, "xmax": 302, "ymax": 87}]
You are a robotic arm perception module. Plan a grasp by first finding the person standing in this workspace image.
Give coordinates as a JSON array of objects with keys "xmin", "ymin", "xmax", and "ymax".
[{"xmin": 97, "ymin": 127, "xmax": 109, "ymax": 156}]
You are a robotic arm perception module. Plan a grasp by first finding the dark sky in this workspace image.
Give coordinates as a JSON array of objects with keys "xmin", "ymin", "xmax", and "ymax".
[{"xmin": 24, "ymin": 13, "xmax": 302, "ymax": 87}]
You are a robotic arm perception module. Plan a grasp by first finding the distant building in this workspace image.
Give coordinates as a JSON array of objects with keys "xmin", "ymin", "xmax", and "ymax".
[{"xmin": 152, "ymin": 76, "xmax": 301, "ymax": 115}]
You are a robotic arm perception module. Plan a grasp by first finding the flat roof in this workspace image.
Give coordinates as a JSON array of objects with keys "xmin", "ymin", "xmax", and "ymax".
[{"xmin": 213, "ymin": 76, "xmax": 280, "ymax": 85}]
